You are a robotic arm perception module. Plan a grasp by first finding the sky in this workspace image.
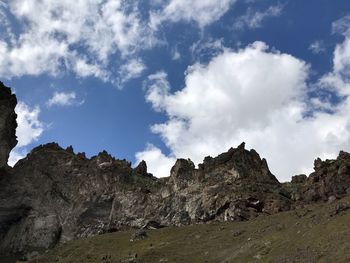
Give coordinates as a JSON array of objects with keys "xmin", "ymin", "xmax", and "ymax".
[{"xmin": 1, "ymin": 0, "xmax": 350, "ymax": 182}]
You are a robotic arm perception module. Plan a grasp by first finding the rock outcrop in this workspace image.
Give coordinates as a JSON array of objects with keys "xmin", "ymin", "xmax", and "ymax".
[
  {"xmin": 0, "ymin": 81, "xmax": 17, "ymax": 168},
  {"xmin": 0, "ymin": 143, "xmax": 162, "ymax": 253},
  {"xmin": 286, "ymin": 151, "xmax": 350, "ymax": 203},
  {"xmin": 0, "ymin": 141, "xmax": 290, "ymax": 254},
  {"xmin": 158, "ymin": 143, "xmax": 291, "ymax": 226},
  {"xmin": 1, "ymin": 83, "xmax": 350, "ymax": 257}
]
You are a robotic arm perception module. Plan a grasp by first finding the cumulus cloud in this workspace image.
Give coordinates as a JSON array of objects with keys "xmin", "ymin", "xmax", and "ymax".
[
  {"xmin": 138, "ymin": 38, "xmax": 350, "ymax": 181},
  {"xmin": 0, "ymin": 0, "xmax": 154, "ymax": 82},
  {"xmin": 0, "ymin": 0, "xmax": 238, "ymax": 82},
  {"xmin": 233, "ymin": 4, "xmax": 283, "ymax": 30},
  {"xmin": 46, "ymin": 91, "xmax": 84, "ymax": 107},
  {"xmin": 9, "ymin": 101, "xmax": 44, "ymax": 166},
  {"xmin": 8, "ymin": 148, "xmax": 26, "ymax": 167},
  {"xmin": 150, "ymin": 0, "xmax": 236, "ymax": 29},
  {"xmin": 135, "ymin": 144, "xmax": 176, "ymax": 178},
  {"xmin": 16, "ymin": 102, "xmax": 44, "ymax": 147}
]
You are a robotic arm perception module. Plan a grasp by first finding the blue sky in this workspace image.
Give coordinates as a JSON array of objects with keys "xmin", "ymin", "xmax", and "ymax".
[{"xmin": 1, "ymin": 0, "xmax": 350, "ymax": 181}]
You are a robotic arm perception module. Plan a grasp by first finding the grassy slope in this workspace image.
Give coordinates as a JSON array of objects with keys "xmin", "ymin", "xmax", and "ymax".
[{"xmin": 32, "ymin": 196, "xmax": 350, "ymax": 263}]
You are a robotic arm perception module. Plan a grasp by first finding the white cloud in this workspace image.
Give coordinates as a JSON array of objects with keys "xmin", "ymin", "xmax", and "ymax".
[
  {"xmin": 150, "ymin": 0, "xmax": 236, "ymax": 29},
  {"xmin": 233, "ymin": 4, "xmax": 283, "ymax": 30},
  {"xmin": 8, "ymin": 148, "xmax": 26, "ymax": 167},
  {"xmin": 0, "ymin": 0, "xmax": 154, "ymax": 82},
  {"xmin": 135, "ymin": 144, "xmax": 176, "ymax": 178},
  {"xmin": 320, "ymin": 16, "xmax": 350, "ymax": 96},
  {"xmin": 138, "ymin": 39, "xmax": 350, "ymax": 181},
  {"xmin": 144, "ymin": 71, "xmax": 171, "ymax": 112},
  {"xmin": 0, "ymin": 3, "xmax": 16, "ymax": 45},
  {"xmin": 309, "ymin": 40, "xmax": 326, "ymax": 54},
  {"xmin": 73, "ymin": 59, "xmax": 109, "ymax": 81},
  {"xmin": 15, "ymin": 102, "xmax": 44, "ymax": 147},
  {"xmin": 46, "ymin": 91, "xmax": 83, "ymax": 107},
  {"xmin": 117, "ymin": 58, "xmax": 147, "ymax": 87},
  {"xmin": 332, "ymin": 15, "xmax": 350, "ymax": 35},
  {"xmin": 9, "ymin": 101, "xmax": 45, "ymax": 166},
  {"xmin": 0, "ymin": 0, "xmax": 237, "ymax": 83},
  {"xmin": 171, "ymin": 47, "xmax": 181, "ymax": 60}
]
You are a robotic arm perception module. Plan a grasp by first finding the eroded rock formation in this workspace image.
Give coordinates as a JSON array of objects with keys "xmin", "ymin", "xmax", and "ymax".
[
  {"xmin": 1, "ymin": 83, "xmax": 350, "ymax": 257},
  {"xmin": 285, "ymin": 151, "xmax": 350, "ymax": 203},
  {"xmin": 0, "ymin": 81, "xmax": 17, "ymax": 168}
]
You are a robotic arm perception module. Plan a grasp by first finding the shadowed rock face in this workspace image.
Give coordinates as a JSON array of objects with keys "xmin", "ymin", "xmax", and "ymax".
[
  {"xmin": 0, "ymin": 82, "xmax": 17, "ymax": 168},
  {"xmin": 0, "ymin": 143, "xmax": 161, "ymax": 253},
  {"xmin": 0, "ymin": 83, "xmax": 350, "ymax": 256}
]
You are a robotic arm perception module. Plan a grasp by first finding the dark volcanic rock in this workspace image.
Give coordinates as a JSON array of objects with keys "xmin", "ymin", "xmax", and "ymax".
[{"xmin": 0, "ymin": 81, "xmax": 17, "ymax": 168}]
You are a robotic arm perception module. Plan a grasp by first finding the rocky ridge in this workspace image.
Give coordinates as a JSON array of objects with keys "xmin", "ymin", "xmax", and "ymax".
[
  {"xmin": 0, "ymin": 82, "xmax": 350, "ymax": 257},
  {"xmin": 0, "ymin": 81, "xmax": 17, "ymax": 168}
]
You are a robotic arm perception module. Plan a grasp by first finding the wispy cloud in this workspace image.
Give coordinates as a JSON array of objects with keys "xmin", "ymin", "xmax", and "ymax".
[
  {"xmin": 309, "ymin": 40, "xmax": 326, "ymax": 54},
  {"xmin": 233, "ymin": 4, "xmax": 283, "ymax": 30},
  {"xmin": 171, "ymin": 47, "xmax": 181, "ymax": 61},
  {"xmin": 332, "ymin": 15, "xmax": 350, "ymax": 35},
  {"xmin": 117, "ymin": 58, "xmax": 147, "ymax": 88},
  {"xmin": 150, "ymin": 0, "xmax": 237, "ymax": 29},
  {"xmin": 46, "ymin": 91, "xmax": 84, "ymax": 107},
  {"xmin": 190, "ymin": 38, "xmax": 225, "ymax": 62}
]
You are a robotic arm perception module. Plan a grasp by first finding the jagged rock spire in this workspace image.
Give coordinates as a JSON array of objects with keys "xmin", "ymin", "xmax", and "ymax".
[{"xmin": 0, "ymin": 81, "xmax": 17, "ymax": 168}]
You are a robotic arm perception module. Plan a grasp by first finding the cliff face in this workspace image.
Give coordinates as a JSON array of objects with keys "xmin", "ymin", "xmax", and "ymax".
[
  {"xmin": 0, "ymin": 142, "xmax": 290, "ymax": 254},
  {"xmin": 1, "ymin": 83, "xmax": 350, "ymax": 256},
  {"xmin": 0, "ymin": 143, "xmax": 161, "ymax": 253},
  {"xmin": 159, "ymin": 144, "xmax": 290, "ymax": 226},
  {"xmin": 0, "ymin": 81, "xmax": 17, "ymax": 168}
]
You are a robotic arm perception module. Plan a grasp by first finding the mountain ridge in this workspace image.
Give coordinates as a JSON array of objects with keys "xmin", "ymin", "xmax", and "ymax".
[{"xmin": 1, "ymin": 82, "xmax": 350, "ymax": 260}]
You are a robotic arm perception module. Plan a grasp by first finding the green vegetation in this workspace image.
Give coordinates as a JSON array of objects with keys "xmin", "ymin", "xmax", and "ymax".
[{"xmin": 33, "ymin": 196, "xmax": 350, "ymax": 263}]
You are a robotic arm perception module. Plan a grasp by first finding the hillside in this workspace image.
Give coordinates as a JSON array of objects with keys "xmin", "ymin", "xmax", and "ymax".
[{"xmin": 30, "ymin": 195, "xmax": 350, "ymax": 263}]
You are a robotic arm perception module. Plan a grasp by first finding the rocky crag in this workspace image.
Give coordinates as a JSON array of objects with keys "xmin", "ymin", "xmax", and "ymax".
[
  {"xmin": 0, "ymin": 82, "xmax": 350, "ymax": 257},
  {"xmin": 0, "ymin": 82, "xmax": 17, "ymax": 168}
]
